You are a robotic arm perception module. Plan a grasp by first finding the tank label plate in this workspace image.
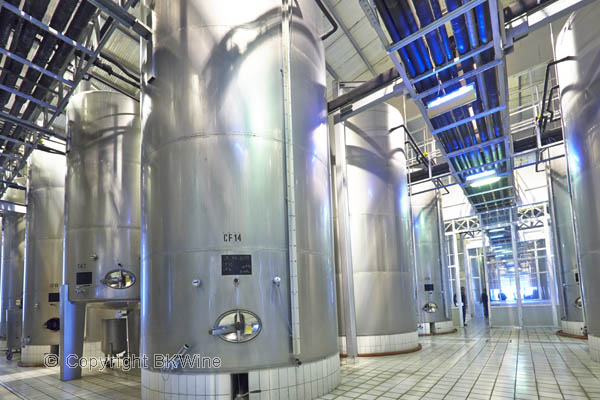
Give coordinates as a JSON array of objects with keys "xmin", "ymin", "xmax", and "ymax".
[{"xmin": 221, "ymin": 255, "xmax": 252, "ymax": 275}]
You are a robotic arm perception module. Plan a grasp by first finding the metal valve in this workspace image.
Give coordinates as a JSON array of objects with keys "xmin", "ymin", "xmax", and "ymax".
[{"xmin": 209, "ymin": 309, "xmax": 262, "ymax": 343}]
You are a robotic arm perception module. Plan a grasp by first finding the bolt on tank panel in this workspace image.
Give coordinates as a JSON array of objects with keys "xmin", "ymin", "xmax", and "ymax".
[
  {"xmin": 22, "ymin": 150, "xmax": 65, "ymax": 346},
  {"xmin": 141, "ymin": 0, "xmax": 337, "ymax": 372},
  {"xmin": 64, "ymin": 91, "xmax": 141, "ymax": 302}
]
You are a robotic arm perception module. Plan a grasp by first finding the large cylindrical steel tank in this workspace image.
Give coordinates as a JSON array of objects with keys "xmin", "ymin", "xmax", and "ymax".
[
  {"xmin": 412, "ymin": 188, "xmax": 454, "ymax": 334},
  {"xmin": 547, "ymin": 146, "xmax": 584, "ymax": 335},
  {"xmin": 335, "ymin": 103, "xmax": 419, "ymax": 355},
  {"xmin": 0, "ymin": 181, "xmax": 25, "ymax": 341},
  {"xmin": 556, "ymin": 6, "xmax": 600, "ymax": 357},
  {"xmin": 140, "ymin": 1, "xmax": 339, "ymax": 398},
  {"xmin": 64, "ymin": 91, "xmax": 140, "ymax": 302},
  {"xmin": 22, "ymin": 150, "xmax": 65, "ymax": 348}
]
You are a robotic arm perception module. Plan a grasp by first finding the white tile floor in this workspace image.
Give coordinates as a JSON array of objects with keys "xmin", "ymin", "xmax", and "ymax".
[{"xmin": 0, "ymin": 320, "xmax": 597, "ymax": 399}]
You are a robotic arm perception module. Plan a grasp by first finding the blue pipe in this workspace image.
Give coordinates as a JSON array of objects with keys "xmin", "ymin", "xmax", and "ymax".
[
  {"xmin": 411, "ymin": 0, "xmax": 479, "ymax": 160},
  {"xmin": 445, "ymin": 0, "xmax": 471, "ymax": 54},
  {"xmin": 447, "ymin": 0, "xmax": 500, "ymax": 150},
  {"xmin": 385, "ymin": 2, "xmax": 462, "ymax": 153},
  {"xmin": 397, "ymin": 1, "xmax": 434, "ymax": 72},
  {"xmin": 378, "ymin": 0, "xmax": 466, "ymax": 151},
  {"xmin": 374, "ymin": 0, "xmax": 418, "ymax": 77},
  {"xmin": 472, "ymin": 1, "xmax": 502, "ymax": 138},
  {"xmin": 381, "ymin": 0, "xmax": 429, "ymax": 75},
  {"xmin": 429, "ymin": 0, "xmax": 454, "ymax": 61},
  {"xmin": 412, "ymin": 0, "xmax": 474, "ymax": 146}
]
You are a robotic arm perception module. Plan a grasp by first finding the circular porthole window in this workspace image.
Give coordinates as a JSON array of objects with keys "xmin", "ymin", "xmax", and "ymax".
[
  {"xmin": 422, "ymin": 302, "xmax": 438, "ymax": 313},
  {"xmin": 101, "ymin": 269, "xmax": 136, "ymax": 289},
  {"xmin": 211, "ymin": 309, "xmax": 262, "ymax": 343}
]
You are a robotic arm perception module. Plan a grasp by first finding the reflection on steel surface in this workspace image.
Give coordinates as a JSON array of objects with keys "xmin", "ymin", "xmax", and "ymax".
[
  {"xmin": 141, "ymin": 0, "xmax": 337, "ymax": 372},
  {"xmin": 556, "ymin": 6, "xmax": 600, "ymax": 336}
]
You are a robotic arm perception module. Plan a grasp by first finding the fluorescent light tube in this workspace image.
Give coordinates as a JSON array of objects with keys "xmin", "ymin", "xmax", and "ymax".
[
  {"xmin": 426, "ymin": 84, "xmax": 477, "ymax": 118},
  {"xmin": 466, "ymin": 169, "xmax": 496, "ymax": 181},
  {"xmin": 470, "ymin": 176, "xmax": 501, "ymax": 187}
]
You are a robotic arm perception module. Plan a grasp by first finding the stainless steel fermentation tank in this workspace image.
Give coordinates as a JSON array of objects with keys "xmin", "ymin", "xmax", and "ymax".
[
  {"xmin": 411, "ymin": 188, "xmax": 452, "ymax": 331},
  {"xmin": 60, "ymin": 90, "xmax": 141, "ymax": 381},
  {"xmin": 64, "ymin": 91, "xmax": 140, "ymax": 302},
  {"xmin": 547, "ymin": 146, "xmax": 584, "ymax": 331},
  {"xmin": 140, "ymin": 0, "xmax": 339, "ymax": 397},
  {"xmin": 556, "ymin": 6, "xmax": 600, "ymax": 355},
  {"xmin": 335, "ymin": 103, "xmax": 419, "ymax": 355},
  {"xmin": 0, "ymin": 179, "xmax": 26, "ymax": 356},
  {"xmin": 22, "ymin": 150, "xmax": 65, "ymax": 347}
]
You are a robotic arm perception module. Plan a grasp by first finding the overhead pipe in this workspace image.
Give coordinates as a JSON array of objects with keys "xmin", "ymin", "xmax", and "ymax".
[
  {"xmin": 82, "ymin": 73, "xmax": 139, "ymax": 102},
  {"xmin": 2, "ymin": 0, "xmax": 96, "ymax": 158},
  {"xmin": 327, "ymin": 68, "xmax": 400, "ymax": 114},
  {"xmin": 1, "ymin": 0, "xmax": 126, "ymax": 192},
  {"xmin": 0, "ymin": 1, "xmax": 18, "ymax": 54},
  {"xmin": 428, "ymin": 0, "xmax": 485, "ymax": 170},
  {"xmin": 73, "ymin": 49, "xmax": 140, "ymax": 84},
  {"xmin": 393, "ymin": 0, "xmax": 478, "ymax": 171},
  {"xmin": 446, "ymin": 0, "xmax": 494, "ymax": 144},
  {"xmin": 0, "ymin": 0, "xmax": 22, "ymax": 84},
  {"xmin": 391, "ymin": 1, "xmax": 472, "ymax": 160},
  {"xmin": 472, "ymin": 2, "xmax": 503, "ymax": 140},
  {"xmin": 71, "ymin": 50, "xmax": 140, "ymax": 89},
  {"xmin": 446, "ymin": 0, "xmax": 504, "ymax": 198},
  {"xmin": 503, "ymin": 0, "xmax": 554, "ymax": 22},
  {"xmin": 315, "ymin": 0, "xmax": 339, "ymax": 41},
  {"xmin": 444, "ymin": 0, "xmax": 507, "ymax": 203},
  {"xmin": 377, "ymin": 0, "xmax": 466, "ymax": 158},
  {"xmin": 377, "ymin": 0, "xmax": 425, "ymax": 77},
  {"xmin": 0, "ymin": 0, "xmax": 78, "ymax": 150},
  {"xmin": 412, "ymin": 0, "xmax": 482, "ymax": 168},
  {"xmin": 461, "ymin": 2, "xmax": 503, "ymax": 199},
  {"xmin": 0, "ymin": 0, "xmax": 51, "ymax": 108}
]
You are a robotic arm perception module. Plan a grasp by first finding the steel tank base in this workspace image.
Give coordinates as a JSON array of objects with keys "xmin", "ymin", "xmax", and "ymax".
[
  {"xmin": 337, "ymin": 332, "xmax": 420, "ymax": 357},
  {"xmin": 558, "ymin": 320, "xmax": 586, "ymax": 338},
  {"xmin": 82, "ymin": 341, "xmax": 104, "ymax": 359},
  {"xmin": 141, "ymin": 354, "xmax": 340, "ymax": 399},
  {"xmin": 589, "ymin": 335, "xmax": 600, "ymax": 362},
  {"xmin": 418, "ymin": 321, "xmax": 456, "ymax": 336},
  {"xmin": 20, "ymin": 345, "xmax": 55, "ymax": 365}
]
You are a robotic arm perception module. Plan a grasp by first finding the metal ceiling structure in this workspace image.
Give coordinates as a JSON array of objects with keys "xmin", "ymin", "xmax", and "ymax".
[
  {"xmin": 360, "ymin": 0, "xmax": 515, "ymax": 212},
  {"xmin": 324, "ymin": 0, "xmax": 591, "ymax": 213},
  {"xmin": 0, "ymin": 0, "xmax": 593, "ymax": 213},
  {"xmin": 0, "ymin": 0, "xmax": 141, "ymax": 199}
]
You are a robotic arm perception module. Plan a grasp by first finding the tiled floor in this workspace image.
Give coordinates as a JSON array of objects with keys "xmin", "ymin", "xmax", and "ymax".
[{"xmin": 0, "ymin": 320, "xmax": 597, "ymax": 399}]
